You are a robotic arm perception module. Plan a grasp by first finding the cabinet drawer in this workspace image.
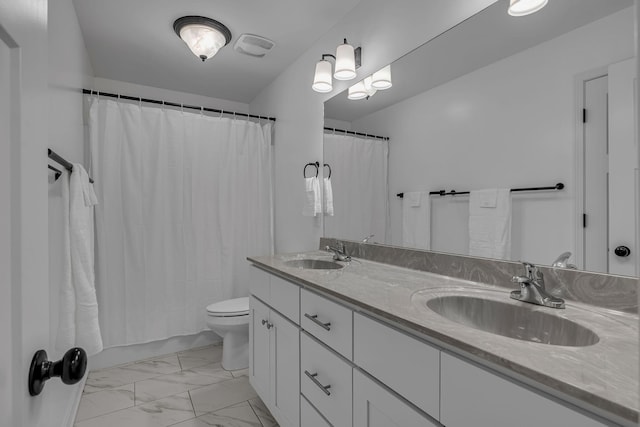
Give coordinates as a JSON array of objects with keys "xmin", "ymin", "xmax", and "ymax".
[
  {"xmin": 353, "ymin": 313, "xmax": 440, "ymax": 419},
  {"xmin": 249, "ymin": 265, "xmax": 270, "ymax": 304},
  {"xmin": 270, "ymin": 274, "xmax": 300, "ymax": 324},
  {"xmin": 441, "ymin": 353, "xmax": 606, "ymax": 427},
  {"xmin": 301, "ymin": 395, "xmax": 331, "ymax": 427},
  {"xmin": 301, "ymin": 333, "xmax": 352, "ymax": 427},
  {"xmin": 353, "ymin": 370, "xmax": 439, "ymax": 427},
  {"xmin": 301, "ymin": 289, "xmax": 353, "ymax": 359}
]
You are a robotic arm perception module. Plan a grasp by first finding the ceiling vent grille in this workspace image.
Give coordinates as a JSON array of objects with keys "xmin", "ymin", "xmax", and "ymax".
[{"xmin": 233, "ymin": 34, "xmax": 275, "ymax": 58}]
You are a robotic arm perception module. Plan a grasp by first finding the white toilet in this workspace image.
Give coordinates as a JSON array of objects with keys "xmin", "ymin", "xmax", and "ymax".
[{"xmin": 205, "ymin": 297, "xmax": 250, "ymax": 371}]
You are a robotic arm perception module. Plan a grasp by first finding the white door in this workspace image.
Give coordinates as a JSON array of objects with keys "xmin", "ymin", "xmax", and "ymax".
[
  {"xmin": 581, "ymin": 58, "xmax": 638, "ymax": 276},
  {"xmin": 0, "ymin": 28, "xmax": 15, "ymax": 427},
  {"xmin": 582, "ymin": 75, "xmax": 609, "ymax": 273},
  {"xmin": 607, "ymin": 58, "xmax": 637, "ymax": 276}
]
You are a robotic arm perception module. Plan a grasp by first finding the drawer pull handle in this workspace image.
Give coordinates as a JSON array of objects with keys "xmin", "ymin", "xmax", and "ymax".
[
  {"xmin": 304, "ymin": 370, "xmax": 331, "ymax": 396},
  {"xmin": 304, "ymin": 313, "xmax": 331, "ymax": 331},
  {"xmin": 261, "ymin": 319, "xmax": 273, "ymax": 329}
]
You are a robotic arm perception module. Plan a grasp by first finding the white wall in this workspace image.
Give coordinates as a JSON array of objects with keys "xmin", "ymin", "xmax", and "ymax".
[
  {"xmin": 250, "ymin": 0, "xmax": 497, "ymax": 253},
  {"xmin": 93, "ymin": 77, "xmax": 249, "ymax": 113},
  {"xmin": 352, "ymin": 8, "xmax": 634, "ymax": 265},
  {"xmin": 47, "ymin": 0, "xmax": 95, "ymax": 424}
]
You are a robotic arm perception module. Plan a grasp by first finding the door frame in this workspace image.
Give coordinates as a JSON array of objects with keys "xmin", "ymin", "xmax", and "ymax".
[{"xmin": 574, "ymin": 66, "xmax": 608, "ymax": 271}]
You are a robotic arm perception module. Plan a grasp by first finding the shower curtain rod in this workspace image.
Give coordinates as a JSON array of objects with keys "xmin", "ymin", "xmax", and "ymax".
[
  {"xmin": 324, "ymin": 126, "xmax": 389, "ymax": 141},
  {"xmin": 396, "ymin": 183, "xmax": 564, "ymax": 198},
  {"xmin": 83, "ymin": 89, "xmax": 277, "ymax": 122}
]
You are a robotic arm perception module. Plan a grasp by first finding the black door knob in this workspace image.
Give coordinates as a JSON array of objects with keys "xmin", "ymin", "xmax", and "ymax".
[
  {"xmin": 28, "ymin": 347, "xmax": 87, "ymax": 396},
  {"xmin": 614, "ymin": 246, "xmax": 631, "ymax": 257}
]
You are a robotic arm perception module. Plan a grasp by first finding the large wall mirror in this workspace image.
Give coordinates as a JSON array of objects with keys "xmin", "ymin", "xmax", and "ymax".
[{"xmin": 323, "ymin": 0, "xmax": 638, "ymax": 276}]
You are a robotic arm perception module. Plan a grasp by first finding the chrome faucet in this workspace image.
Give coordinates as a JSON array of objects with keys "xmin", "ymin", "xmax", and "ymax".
[
  {"xmin": 551, "ymin": 252, "xmax": 577, "ymax": 269},
  {"xmin": 511, "ymin": 262, "xmax": 565, "ymax": 309},
  {"xmin": 361, "ymin": 234, "xmax": 375, "ymax": 243},
  {"xmin": 325, "ymin": 243, "xmax": 351, "ymax": 262}
]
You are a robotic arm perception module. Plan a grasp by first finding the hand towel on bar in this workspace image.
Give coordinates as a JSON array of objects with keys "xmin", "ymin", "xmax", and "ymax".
[
  {"xmin": 402, "ymin": 191, "xmax": 431, "ymax": 249},
  {"xmin": 65, "ymin": 164, "xmax": 103, "ymax": 356},
  {"xmin": 468, "ymin": 188, "xmax": 512, "ymax": 259},
  {"xmin": 303, "ymin": 176, "xmax": 322, "ymax": 216},
  {"xmin": 323, "ymin": 177, "xmax": 334, "ymax": 216}
]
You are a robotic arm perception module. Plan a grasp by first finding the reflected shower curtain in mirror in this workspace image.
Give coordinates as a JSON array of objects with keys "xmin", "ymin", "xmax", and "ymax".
[
  {"xmin": 88, "ymin": 98, "xmax": 273, "ymax": 347},
  {"xmin": 323, "ymin": 133, "xmax": 390, "ymax": 243}
]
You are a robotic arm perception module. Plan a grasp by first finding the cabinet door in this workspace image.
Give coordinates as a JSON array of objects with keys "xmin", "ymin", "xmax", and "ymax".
[
  {"xmin": 249, "ymin": 296, "xmax": 271, "ymax": 401},
  {"xmin": 353, "ymin": 370, "xmax": 438, "ymax": 427},
  {"xmin": 441, "ymin": 353, "xmax": 606, "ymax": 427},
  {"xmin": 301, "ymin": 396, "xmax": 331, "ymax": 427},
  {"xmin": 270, "ymin": 310, "xmax": 300, "ymax": 427}
]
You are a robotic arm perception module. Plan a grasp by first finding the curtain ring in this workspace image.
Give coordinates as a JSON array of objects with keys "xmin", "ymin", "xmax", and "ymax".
[{"xmin": 220, "ymin": 109, "xmax": 223, "ymax": 119}]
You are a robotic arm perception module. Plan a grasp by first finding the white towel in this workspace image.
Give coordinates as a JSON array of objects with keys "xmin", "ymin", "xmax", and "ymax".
[
  {"xmin": 468, "ymin": 188, "xmax": 512, "ymax": 259},
  {"xmin": 303, "ymin": 177, "xmax": 322, "ymax": 217},
  {"xmin": 402, "ymin": 192, "xmax": 431, "ymax": 249},
  {"xmin": 57, "ymin": 164, "xmax": 103, "ymax": 356},
  {"xmin": 323, "ymin": 177, "xmax": 334, "ymax": 216}
]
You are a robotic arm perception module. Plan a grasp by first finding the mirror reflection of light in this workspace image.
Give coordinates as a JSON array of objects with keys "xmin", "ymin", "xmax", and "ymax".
[{"xmin": 508, "ymin": 0, "xmax": 549, "ymax": 17}]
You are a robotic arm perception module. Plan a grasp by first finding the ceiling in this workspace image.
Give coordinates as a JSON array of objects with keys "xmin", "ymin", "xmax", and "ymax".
[
  {"xmin": 325, "ymin": 0, "xmax": 633, "ymax": 123},
  {"xmin": 73, "ymin": 0, "xmax": 361, "ymax": 103}
]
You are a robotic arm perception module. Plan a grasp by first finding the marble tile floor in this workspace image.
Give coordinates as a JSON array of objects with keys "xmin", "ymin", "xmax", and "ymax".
[{"xmin": 75, "ymin": 344, "xmax": 278, "ymax": 427}]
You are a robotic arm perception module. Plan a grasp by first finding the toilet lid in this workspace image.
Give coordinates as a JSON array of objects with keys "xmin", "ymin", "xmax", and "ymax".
[{"xmin": 206, "ymin": 297, "xmax": 249, "ymax": 316}]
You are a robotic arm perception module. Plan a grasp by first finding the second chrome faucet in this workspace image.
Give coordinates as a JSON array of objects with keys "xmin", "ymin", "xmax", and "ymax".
[{"xmin": 511, "ymin": 262, "xmax": 565, "ymax": 309}]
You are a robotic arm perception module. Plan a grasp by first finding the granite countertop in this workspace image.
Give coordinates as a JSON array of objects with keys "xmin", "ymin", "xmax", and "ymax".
[{"xmin": 248, "ymin": 251, "xmax": 639, "ymax": 425}]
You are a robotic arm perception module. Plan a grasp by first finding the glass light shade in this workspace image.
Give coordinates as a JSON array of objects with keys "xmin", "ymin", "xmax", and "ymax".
[
  {"xmin": 508, "ymin": 0, "xmax": 548, "ymax": 16},
  {"xmin": 180, "ymin": 24, "xmax": 228, "ymax": 61},
  {"xmin": 334, "ymin": 42, "xmax": 357, "ymax": 80},
  {"xmin": 371, "ymin": 65, "xmax": 392, "ymax": 90},
  {"xmin": 312, "ymin": 60, "xmax": 333, "ymax": 93},
  {"xmin": 364, "ymin": 76, "xmax": 377, "ymax": 97},
  {"xmin": 348, "ymin": 81, "xmax": 367, "ymax": 100}
]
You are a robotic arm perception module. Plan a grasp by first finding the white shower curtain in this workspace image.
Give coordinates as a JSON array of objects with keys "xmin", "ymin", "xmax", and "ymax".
[
  {"xmin": 323, "ymin": 133, "xmax": 390, "ymax": 243},
  {"xmin": 88, "ymin": 98, "xmax": 273, "ymax": 347}
]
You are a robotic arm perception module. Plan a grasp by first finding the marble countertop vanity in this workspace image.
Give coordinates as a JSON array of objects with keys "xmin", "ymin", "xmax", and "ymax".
[{"xmin": 248, "ymin": 250, "xmax": 639, "ymax": 425}]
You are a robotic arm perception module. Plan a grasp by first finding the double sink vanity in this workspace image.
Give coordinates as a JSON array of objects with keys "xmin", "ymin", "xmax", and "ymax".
[{"xmin": 247, "ymin": 239, "xmax": 638, "ymax": 427}]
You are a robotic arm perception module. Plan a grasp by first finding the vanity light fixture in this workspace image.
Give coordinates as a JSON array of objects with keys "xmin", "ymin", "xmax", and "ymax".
[
  {"xmin": 174, "ymin": 16, "xmax": 232, "ymax": 62},
  {"xmin": 371, "ymin": 64, "xmax": 392, "ymax": 90},
  {"xmin": 348, "ymin": 76, "xmax": 378, "ymax": 100},
  {"xmin": 347, "ymin": 65, "xmax": 391, "ymax": 101},
  {"xmin": 508, "ymin": 0, "xmax": 548, "ymax": 16},
  {"xmin": 312, "ymin": 38, "xmax": 361, "ymax": 93}
]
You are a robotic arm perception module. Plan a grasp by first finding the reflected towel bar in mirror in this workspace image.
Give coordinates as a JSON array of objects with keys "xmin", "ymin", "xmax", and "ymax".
[{"xmin": 397, "ymin": 183, "xmax": 564, "ymax": 198}]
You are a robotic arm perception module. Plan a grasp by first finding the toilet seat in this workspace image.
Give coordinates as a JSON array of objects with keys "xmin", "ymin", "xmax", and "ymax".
[{"xmin": 206, "ymin": 297, "xmax": 249, "ymax": 317}]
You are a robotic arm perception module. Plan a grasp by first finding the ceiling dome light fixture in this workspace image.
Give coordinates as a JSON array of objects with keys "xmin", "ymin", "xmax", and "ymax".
[
  {"xmin": 174, "ymin": 16, "xmax": 232, "ymax": 62},
  {"xmin": 508, "ymin": 0, "xmax": 548, "ymax": 16}
]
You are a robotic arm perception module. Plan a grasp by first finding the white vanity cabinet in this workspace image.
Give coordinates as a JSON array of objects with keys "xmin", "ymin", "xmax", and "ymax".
[
  {"xmin": 440, "ymin": 353, "xmax": 607, "ymax": 427},
  {"xmin": 249, "ymin": 263, "xmax": 617, "ymax": 427},
  {"xmin": 353, "ymin": 370, "xmax": 439, "ymax": 427},
  {"xmin": 248, "ymin": 268, "xmax": 300, "ymax": 427}
]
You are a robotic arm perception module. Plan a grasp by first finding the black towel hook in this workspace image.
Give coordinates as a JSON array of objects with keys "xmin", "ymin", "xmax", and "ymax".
[
  {"xmin": 304, "ymin": 161, "xmax": 319, "ymax": 178},
  {"xmin": 323, "ymin": 163, "xmax": 332, "ymax": 179}
]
